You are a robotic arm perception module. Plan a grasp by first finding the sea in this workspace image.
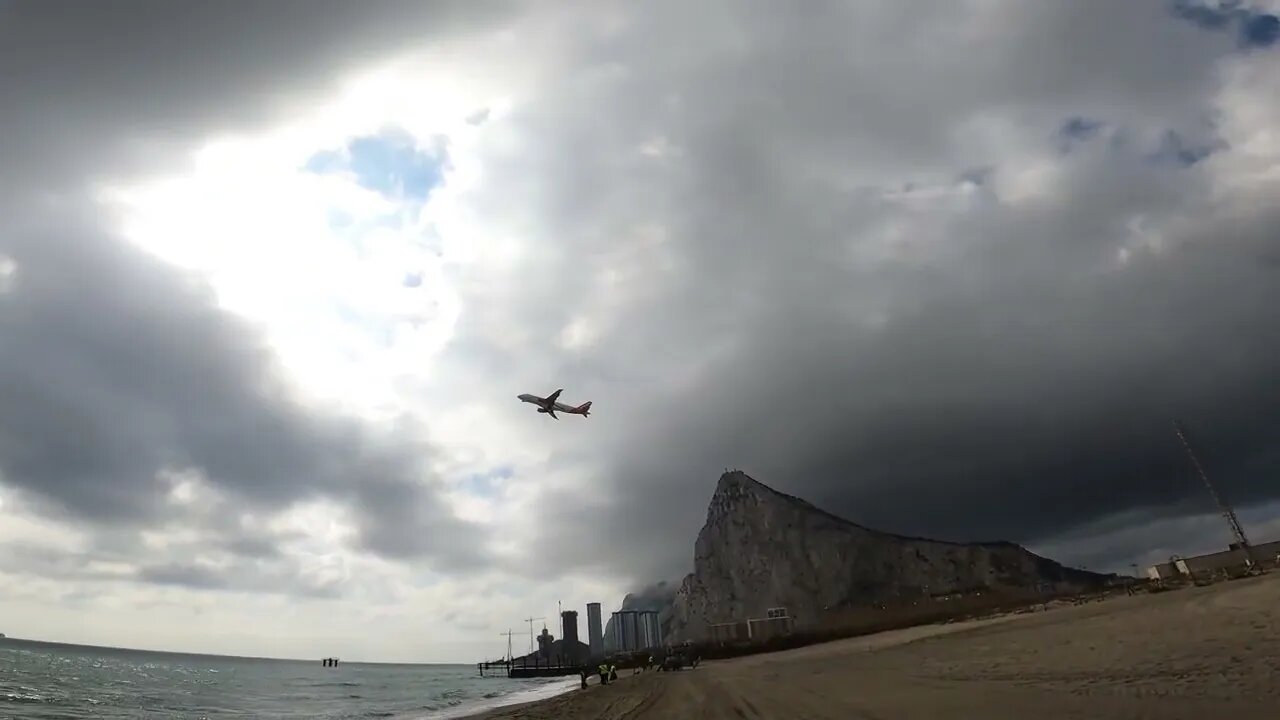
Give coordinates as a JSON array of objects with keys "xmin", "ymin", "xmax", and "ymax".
[{"xmin": 0, "ymin": 638, "xmax": 577, "ymax": 719}]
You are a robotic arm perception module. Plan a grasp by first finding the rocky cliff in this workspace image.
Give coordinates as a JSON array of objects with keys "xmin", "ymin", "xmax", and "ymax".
[{"xmin": 665, "ymin": 471, "xmax": 1110, "ymax": 642}]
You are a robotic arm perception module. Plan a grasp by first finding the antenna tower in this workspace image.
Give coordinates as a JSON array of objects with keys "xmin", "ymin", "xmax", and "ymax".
[{"xmin": 1172, "ymin": 420, "xmax": 1255, "ymax": 565}]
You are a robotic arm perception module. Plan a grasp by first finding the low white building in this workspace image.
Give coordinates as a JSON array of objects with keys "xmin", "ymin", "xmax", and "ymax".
[{"xmin": 1146, "ymin": 539, "xmax": 1280, "ymax": 580}]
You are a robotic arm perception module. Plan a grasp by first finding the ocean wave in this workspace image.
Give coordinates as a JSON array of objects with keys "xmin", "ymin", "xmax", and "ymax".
[
  {"xmin": 4, "ymin": 691, "xmax": 51, "ymax": 703},
  {"xmin": 414, "ymin": 677, "xmax": 579, "ymax": 720},
  {"xmin": 2, "ymin": 639, "xmax": 578, "ymax": 720}
]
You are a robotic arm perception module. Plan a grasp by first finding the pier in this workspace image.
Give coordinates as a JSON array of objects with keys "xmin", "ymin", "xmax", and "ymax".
[
  {"xmin": 478, "ymin": 655, "xmax": 581, "ymax": 678},
  {"xmin": 509, "ymin": 663, "xmax": 581, "ymax": 678}
]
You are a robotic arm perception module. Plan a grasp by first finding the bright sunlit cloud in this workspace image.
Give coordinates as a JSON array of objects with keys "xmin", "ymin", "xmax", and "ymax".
[{"xmin": 96, "ymin": 63, "xmax": 516, "ymax": 422}]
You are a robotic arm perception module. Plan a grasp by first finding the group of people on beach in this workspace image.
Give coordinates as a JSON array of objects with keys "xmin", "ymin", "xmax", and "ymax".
[
  {"xmin": 579, "ymin": 662, "xmax": 618, "ymax": 688},
  {"xmin": 579, "ymin": 651, "xmax": 674, "ymax": 688}
]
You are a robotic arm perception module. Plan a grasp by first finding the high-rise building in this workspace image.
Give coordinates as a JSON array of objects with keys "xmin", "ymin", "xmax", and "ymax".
[
  {"xmin": 636, "ymin": 610, "xmax": 662, "ymax": 649},
  {"xmin": 611, "ymin": 609, "xmax": 627, "ymax": 650},
  {"xmin": 586, "ymin": 602, "xmax": 604, "ymax": 658},
  {"xmin": 560, "ymin": 610, "xmax": 580, "ymax": 664},
  {"xmin": 644, "ymin": 610, "xmax": 663, "ymax": 648},
  {"xmin": 638, "ymin": 612, "xmax": 653, "ymax": 650},
  {"xmin": 612, "ymin": 610, "xmax": 641, "ymax": 652},
  {"xmin": 610, "ymin": 611, "xmax": 632, "ymax": 651}
]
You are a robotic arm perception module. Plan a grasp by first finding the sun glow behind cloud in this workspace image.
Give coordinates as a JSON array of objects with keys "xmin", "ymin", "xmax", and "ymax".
[
  {"xmin": 82, "ymin": 41, "xmax": 622, "ymax": 586},
  {"xmin": 92, "ymin": 57, "xmax": 547, "ymax": 536},
  {"xmin": 98, "ymin": 62, "xmax": 515, "ymax": 421}
]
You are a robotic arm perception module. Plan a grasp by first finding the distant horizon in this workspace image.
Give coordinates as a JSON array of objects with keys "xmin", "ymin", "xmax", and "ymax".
[{"xmin": 0, "ymin": 635, "xmax": 471, "ymax": 667}]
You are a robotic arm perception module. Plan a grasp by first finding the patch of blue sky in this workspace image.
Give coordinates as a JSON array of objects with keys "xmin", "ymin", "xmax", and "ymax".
[
  {"xmin": 459, "ymin": 467, "xmax": 514, "ymax": 498},
  {"xmin": 1169, "ymin": 0, "xmax": 1279, "ymax": 49},
  {"xmin": 1148, "ymin": 129, "xmax": 1225, "ymax": 167},
  {"xmin": 1060, "ymin": 117, "xmax": 1103, "ymax": 142},
  {"xmin": 324, "ymin": 295, "xmax": 403, "ymax": 348},
  {"xmin": 323, "ymin": 208, "xmax": 355, "ymax": 230},
  {"xmin": 1056, "ymin": 116, "xmax": 1106, "ymax": 154},
  {"xmin": 1053, "ymin": 114, "xmax": 1225, "ymax": 168},
  {"xmin": 304, "ymin": 126, "xmax": 451, "ymax": 203},
  {"xmin": 1242, "ymin": 12, "xmax": 1280, "ymax": 46},
  {"xmin": 406, "ymin": 224, "xmax": 446, "ymax": 257}
]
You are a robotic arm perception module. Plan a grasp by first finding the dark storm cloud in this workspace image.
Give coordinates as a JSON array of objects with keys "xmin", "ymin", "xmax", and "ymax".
[
  {"xmin": 138, "ymin": 561, "xmax": 345, "ymax": 599},
  {"xmin": 0, "ymin": 0, "xmax": 520, "ymax": 584},
  {"xmin": 0, "ymin": 0, "xmax": 518, "ymax": 188},
  {"xmin": 0, "ymin": 539, "xmax": 347, "ymax": 599},
  {"xmin": 1031, "ymin": 498, "xmax": 1280, "ymax": 574},
  {"xmin": 0, "ymin": 196, "xmax": 490, "ymax": 572},
  {"xmin": 444, "ymin": 0, "xmax": 1280, "ymax": 586}
]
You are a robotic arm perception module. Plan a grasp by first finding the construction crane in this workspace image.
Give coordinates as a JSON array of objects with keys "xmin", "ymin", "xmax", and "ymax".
[
  {"xmin": 499, "ymin": 629, "xmax": 516, "ymax": 663},
  {"xmin": 1172, "ymin": 419, "xmax": 1259, "ymax": 569},
  {"xmin": 523, "ymin": 616, "xmax": 546, "ymax": 655}
]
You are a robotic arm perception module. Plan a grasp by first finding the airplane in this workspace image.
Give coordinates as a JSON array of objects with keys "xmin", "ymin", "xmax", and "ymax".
[{"xmin": 517, "ymin": 388, "xmax": 592, "ymax": 419}]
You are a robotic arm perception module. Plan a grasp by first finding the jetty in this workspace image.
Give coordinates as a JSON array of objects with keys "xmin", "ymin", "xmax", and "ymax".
[{"xmin": 478, "ymin": 654, "xmax": 581, "ymax": 678}]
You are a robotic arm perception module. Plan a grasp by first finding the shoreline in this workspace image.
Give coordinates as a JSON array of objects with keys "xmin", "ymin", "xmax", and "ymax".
[
  {"xmin": 455, "ymin": 573, "xmax": 1280, "ymax": 719},
  {"xmin": 436, "ymin": 675, "xmax": 580, "ymax": 720}
]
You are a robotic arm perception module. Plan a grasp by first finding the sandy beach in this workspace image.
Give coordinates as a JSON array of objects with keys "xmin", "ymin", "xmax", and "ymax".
[{"xmin": 468, "ymin": 573, "xmax": 1280, "ymax": 719}]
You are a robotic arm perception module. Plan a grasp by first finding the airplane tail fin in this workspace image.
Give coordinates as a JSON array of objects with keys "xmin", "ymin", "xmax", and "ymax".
[{"xmin": 576, "ymin": 401, "xmax": 592, "ymax": 417}]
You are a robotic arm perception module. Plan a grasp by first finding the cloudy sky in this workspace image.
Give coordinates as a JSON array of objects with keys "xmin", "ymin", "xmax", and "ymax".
[{"xmin": 2, "ymin": 0, "xmax": 1279, "ymax": 662}]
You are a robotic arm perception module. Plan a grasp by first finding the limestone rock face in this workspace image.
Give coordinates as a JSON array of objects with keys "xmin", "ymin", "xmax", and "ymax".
[{"xmin": 665, "ymin": 471, "xmax": 1108, "ymax": 642}]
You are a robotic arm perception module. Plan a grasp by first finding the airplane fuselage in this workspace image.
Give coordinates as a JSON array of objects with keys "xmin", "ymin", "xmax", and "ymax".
[{"xmin": 518, "ymin": 390, "xmax": 592, "ymax": 418}]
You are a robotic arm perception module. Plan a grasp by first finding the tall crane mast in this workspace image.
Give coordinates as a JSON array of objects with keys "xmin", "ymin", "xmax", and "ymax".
[
  {"xmin": 1173, "ymin": 420, "xmax": 1256, "ymax": 567},
  {"xmin": 499, "ymin": 629, "xmax": 516, "ymax": 663},
  {"xmin": 523, "ymin": 616, "xmax": 546, "ymax": 654}
]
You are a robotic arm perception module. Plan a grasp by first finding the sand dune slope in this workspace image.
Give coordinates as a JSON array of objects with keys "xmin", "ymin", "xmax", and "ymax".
[{"xmin": 471, "ymin": 573, "xmax": 1280, "ymax": 719}]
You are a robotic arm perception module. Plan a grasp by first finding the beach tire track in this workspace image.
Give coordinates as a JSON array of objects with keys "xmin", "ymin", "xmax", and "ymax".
[{"xmin": 614, "ymin": 676, "xmax": 663, "ymax": 720}]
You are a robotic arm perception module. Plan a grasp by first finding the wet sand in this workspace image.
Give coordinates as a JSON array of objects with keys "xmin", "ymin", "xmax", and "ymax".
[{"xmin": 468, "ymin": 572, "xmax": 1280, "ymax": 719}]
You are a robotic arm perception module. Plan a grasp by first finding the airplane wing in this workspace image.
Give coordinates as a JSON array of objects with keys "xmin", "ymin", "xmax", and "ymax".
[{"xmin": 546, "ymin": 388, "xmax": 563, "ymax": 404}]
